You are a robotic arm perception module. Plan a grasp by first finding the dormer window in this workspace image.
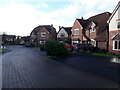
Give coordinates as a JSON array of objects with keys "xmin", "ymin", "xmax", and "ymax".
[{"xmin": 90, "ymin": 22, "xmax": 95, "ymax": 33}]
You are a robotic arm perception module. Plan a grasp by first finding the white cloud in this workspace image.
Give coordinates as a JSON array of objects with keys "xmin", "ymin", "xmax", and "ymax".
[
  {"xmin": 0, "ymin": 0, "xmax": 119, "ymax": 36},
  {"xmin": 41, "ymin": 3, "xmax": 49, "ymax": 8}
]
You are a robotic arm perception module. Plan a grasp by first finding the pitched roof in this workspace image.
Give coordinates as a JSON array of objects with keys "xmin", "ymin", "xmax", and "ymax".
[
  {"xmin": 107, "ymin": 1, "xmax": 120, "ymax": 23},
  {"xmin": 63, "ymin": 27, "xmax": 72, "ymax": 35},
  {"xmin": 77, "ymin": 19, "xmax": 90, "ymax": 30},
  {"xmin": 88, "ymin": 12, "xmax": 111, "ymax": 35},
  {"xmin": 31, "ymin": 25, "xmax": 55, "ymax": 35},
  {"xmin": 94, "ymin": 25, "xmax": 109, "ymax": 41},
  {"xmin": 112, "ymin": 33, "xmax": 120, "ymax": 40},
  {"xmin": 58, "ymin": 26, "xmax": 72, "ymax": 35},
  {"xmin": 76, "ymin": 19, "xmax": 91, "ymax": 41}
]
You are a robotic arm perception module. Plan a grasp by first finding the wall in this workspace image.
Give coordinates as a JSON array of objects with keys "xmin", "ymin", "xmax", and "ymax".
[
  {"xmin": 109, "ymin": 7, "xmax": 119, "ymax": 31},
  {"xmin": 57, "ymin": 28, "xmax": 68, "ymax": 38},
  {"xmin": 71, "ymin": 19, "xmax": 83, "ymax": 44},
  {"xmin": 109, "ymin": 6, "xmax": 120, "ymax": 55}
]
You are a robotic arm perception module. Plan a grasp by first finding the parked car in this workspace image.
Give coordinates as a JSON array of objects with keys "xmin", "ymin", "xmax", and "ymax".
[
  {"xmin": 64, "ymin": 43, "xmax": 74, "ymax": 52},
  {"xmin": 74, "ymin": 44, "xmax": 95, "ymax": 52},
  {"xmin": 74, "ymin": 44, "xmax": 82, "ymax": 52},
  {"xmin": 25, "ymin": 42, "xmax": 33, "ymax": 47}
]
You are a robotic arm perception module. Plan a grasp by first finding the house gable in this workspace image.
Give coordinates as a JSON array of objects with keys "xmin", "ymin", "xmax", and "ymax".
[
  {"xmin": 109, "ymin": 6, "xmax": 120, "ymax": 31},
  {"xmin": 108, "ymin": 1, "xmax": 120, "ymax": 23},
  {"xmin": 57, "ymin": 28, "xmax": 68, "ymax": 38},
  {"xmin": 108, "ymin": 2, "xmax": 120, "ymax": 31},
  {"xmin": 36, "ymin": 27, "xmax": 49, "ymax": 40},
  {"xmin": 71, "ymin": 19, "xmax": 83, "ymax": 41}
]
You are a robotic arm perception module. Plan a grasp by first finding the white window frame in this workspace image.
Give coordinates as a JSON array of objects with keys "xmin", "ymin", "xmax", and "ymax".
[
  {"xmin": 91, "ymin": 39, "xmax": 96, "ymax": 46},
  {"xmin": 74, "ymin": 29, "xmax": 79, "ymax": 35},
  {"xmin": 90, "ymin": 22, "xmax": 96, "ymax": 33},
  {"xmin": 90, "ymin": 27, "xmax": 95, "ymax": 33},
  {"xmin": 113, "ymin": 40, "xmax": 120, "ymax": 51},
  {"xmin": 41, "ymin": 32, "xmax": 46, "ymax": 38}
]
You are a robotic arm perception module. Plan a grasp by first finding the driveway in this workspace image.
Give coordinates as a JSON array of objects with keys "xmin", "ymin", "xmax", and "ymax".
[
  {"xmin": 2, "ymin": 45, "xmax": 120, "ymax": 88},
  {"xmin": 55, "ymin": 54, "xmax": 120, "ymax": 83}
]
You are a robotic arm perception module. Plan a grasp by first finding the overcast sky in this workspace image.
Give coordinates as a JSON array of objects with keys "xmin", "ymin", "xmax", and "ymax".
[{"xmin": 0, "ymin": 0, "xmax": 119, "ymax": 36}]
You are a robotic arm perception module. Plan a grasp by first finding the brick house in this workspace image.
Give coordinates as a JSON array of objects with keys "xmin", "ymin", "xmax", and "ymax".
[
  {"xmin": 57, "ymin": 26, "xmax": 72, "ymax": 44},
  {"xmin": 71, "ymin": 18, "xmax": 90, "ymax": 45},
  {"xmin": 2, "ymin": 34, "xmax": 16, "ymax": 45},
  {"xmin": 30, "ymin": 25, "xmax": 57, "ymax": 45},
  {"xmin": 85, "ymin": 12, "xmax": 111, "ymax": 51},
  {"xmin": 107, "ymin": 1, "xmax": 120, "ymax": 55},
  {"xmin": 20, "ymin": 36, "xmax": 30, "ymax": 45}
]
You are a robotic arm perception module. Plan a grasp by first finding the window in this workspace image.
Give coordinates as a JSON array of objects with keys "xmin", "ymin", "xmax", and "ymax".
[
  {"xmin": 74, "ymin": 29, "xmax": 79, "ymax": 35},
  {"xmin": 60, "ymin": 33, "xmax": 65, "ymax": 37},
  {"xmin": 40, "ymin": 40, "xmax": 46, "ymax": 44},
  {"xmin": 90, "ymin": 22, "xmax": 95, "ymax": 33},
  {"xmin": 117, "ymin": 22, "xmax": 120, "ymax": 29},
  {"xmin": 113, "ymin": 40, "xmax": 120, "ymax": 50},
  {"xmin": 90, "ymin": 27, "xmax": 95, "ymax": 32},
  {"xmin": 41, "ymin": 32, "xmax": 46, "ymax": 38},
  {"xmin": 31, "ymin": 32, "xmax": 35, "ymax": 36}
]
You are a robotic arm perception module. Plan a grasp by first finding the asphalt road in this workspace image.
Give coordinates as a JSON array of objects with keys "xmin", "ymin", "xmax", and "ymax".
[
  {"xmin": 57, "ymin": 53, "xmax": 120, "ymax": 82},
  {"xmin": 2, "ymin": 46, "xmax": 120, "ymax": 88}
]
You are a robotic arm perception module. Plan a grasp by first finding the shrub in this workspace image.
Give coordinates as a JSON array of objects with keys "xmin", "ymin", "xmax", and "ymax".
[
  {"xmin": 79, "ymin": 44, "xmax": 100, "ymax": 52},
  {"xmin": 45, "ymin": 40, "xmax": 69, "ymax": 57},
  {"xmin": 89, "ymin": 47, "xmax": 100, "ymax": 52},
  {"xmin": 40, "ymin": 45, "xmax": 46, "ymax": 51},
  {"xmin": 99, "ymin": 49, "xmax": 107, "ymax": 53}
]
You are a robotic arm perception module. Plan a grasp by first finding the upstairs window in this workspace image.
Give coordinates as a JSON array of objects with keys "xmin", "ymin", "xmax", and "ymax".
[
  {"xmin": 117, "ymin": 22, "xmax": 120, "ymax": 29},
  {"xmin": 41, "ymin": 32, "xmax": 46, "ymax": 38},
  {"xmin": 74, "ymin": 29, "xmax": 79, "ymax": 35},
  {"xmin": 90, "ymin": 22, "xmax": 96, "ymax": 33},
  {"xmin": 60, "ymin": 33, "xmax": 65, "ymax": 37},
  {"xmin": 31, "ymin": 32, "xmax": 35, "ymax": 36},
  {"xmin": 90, "ymin": 27, "xmax": 95, "ymax": 32}
]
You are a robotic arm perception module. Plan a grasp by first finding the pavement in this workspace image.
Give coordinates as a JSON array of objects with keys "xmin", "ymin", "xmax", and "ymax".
[{"xmin": 2, "ymin": 45, "xmax": 120, "ymax": 88}]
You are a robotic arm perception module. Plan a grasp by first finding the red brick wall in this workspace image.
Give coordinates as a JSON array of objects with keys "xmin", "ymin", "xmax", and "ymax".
[
  {"xmin": 98, "ymin": 42, "xmax": 107, "ymax": 50},
  {"xmin": 90, "ymin": 31, "xmax": 96, "ymax": 39},
  {"xmin": 72, "ymin": 19, "xmax": 83, "ymax": 43},
  {"xmin": 86, "ymin": 29, "xmax": 90, "ymax": 37},
  {"xmin": 30, "ymin": 26, "xmax": 57, "ymax": 42},
  {"xmin": 37, "ymin": 27, "xmax": 49, "ymax": 41},
  {"xmin": 109, "ymin": 30, "xmax": 120, "ymax": 55},
  {"xmin": 85, "ymin": 28, "xmax": 97, "ymax": 46},
  {"xmin": 49, "ymin": 28, "xmax": 57, "ymax": 40}
]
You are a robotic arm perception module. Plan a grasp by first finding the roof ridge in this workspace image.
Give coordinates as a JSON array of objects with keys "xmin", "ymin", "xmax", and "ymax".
[{"xmin": 89, "ymin": 12, "xmax": 111, "ymax": 19}]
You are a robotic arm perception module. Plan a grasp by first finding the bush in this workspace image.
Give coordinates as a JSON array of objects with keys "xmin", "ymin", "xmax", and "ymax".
[
  {"xmin": 45, "ymin": 40, "xmax": 69, "ymax": 57},
  {"xmin": 40, "ymin": 45, "xmax": 46, "ymax": 51},
  {"xmin": 79, "ymin": 44, "xmax": 100, "ymax": 52}
]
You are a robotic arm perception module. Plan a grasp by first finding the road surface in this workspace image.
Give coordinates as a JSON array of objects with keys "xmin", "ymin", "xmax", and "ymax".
[{"xmin": 2, "ymin": 46, "xmax": 120, "ymax": 88}]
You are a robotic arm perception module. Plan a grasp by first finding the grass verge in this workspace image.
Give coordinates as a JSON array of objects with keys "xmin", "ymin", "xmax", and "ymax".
[{"xmin": 92, "ymin": 53, "xmax": 119, "ymax": 57}]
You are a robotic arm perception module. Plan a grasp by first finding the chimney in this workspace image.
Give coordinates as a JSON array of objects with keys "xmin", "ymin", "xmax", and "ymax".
[
  {"xmin": 81, "ymin": 17, "xmax": 84, "ymax": 20},
  {"xmin": 51, "ymin": 24, "xmax": 53, "ymax": 27},
  {"xmin": 59, "ymin": 26, "xmax": 61, "ymax": 29}
]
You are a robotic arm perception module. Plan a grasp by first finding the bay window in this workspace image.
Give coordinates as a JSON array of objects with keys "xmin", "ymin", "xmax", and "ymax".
[{"xmin": 113, "ymin": 40, "xmax": 120, "ymax": 50}]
